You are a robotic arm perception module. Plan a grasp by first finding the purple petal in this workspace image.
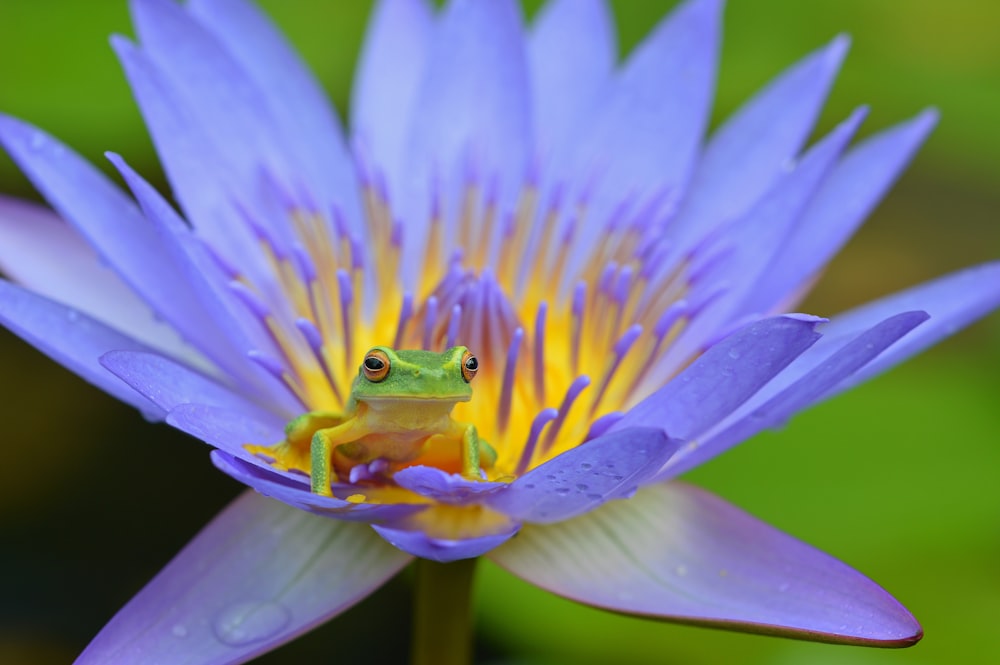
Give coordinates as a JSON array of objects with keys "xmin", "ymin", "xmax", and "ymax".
[
  {"xmin": 748, "ymin": 109, "xmax": 939, "ymax": 313},
  {"xmin": 0, "ymin": 195, "xmax": 197, "ymax": 362},
  {"xmin": 670, "ymin": 36, "xmax": 849, "ymax": 251},
  {"xmin": 393, "ymin": 466, "xmax": 509, "ymax": 505},
  {"xmin": 187, "ymin": 0, "xmax": 359, "ymax": 227},
  {"xmin": 399, "ymin": 0, "xmax": 531, "ymax": 278},
  {"xmin": 491, "ymin": 481, "xmax": 921, "ymax": 646},
  {"xmin": 351, "ymin": 0, "xmax": 433, "ymax": 182},
  {"xmin": 559, "ymin": 0, "xmax": 719, "ymax": 272},
  {"xmin": 101, "ymin": 350, "xmax": 270, "ymax": 418},
  {"xmin": 106, "ymin": 153, "xmax": 297, "ymax": 412},
  {"xmin": 487, "ymin": 427, "xmax": 678, "ymax": 524},
  {"xmin": 615, "ymin": 315, "xmax": 823, "ymax": 440},
  {"xmin": 0, "ymin": 280, "xmax": 160, "ymax": 415},
  {"xmin": 818, "ymin": 261, "xmax": 1000, "ymax": 392},
  {"xmin": 528, "ymin": 0, "xmax": 615, "ymax": 154},
  {"xmin": 166, "ymin": 403, "xmax": 283, "ymax": 458},
  {"xmin": 210, "ymin": 451, "xmax": 428, "ymax": 524},
  {"xmin": 661, "ymin": 310, "xmax": 929, "ymax": 480},
  {"xmin": 75, "ymin": 490, "xmax": 411, "ymax": 665},
  {"xmin": 0, "ymin": 115, "xmax": 223, "ymax": 359},
  {"xmin": 372, "ymin": 520, "xmax": 520, "ymax": 563},
  {"xmin": 674, "ymin": 107, "xmax": 867, "ymax": 348}
]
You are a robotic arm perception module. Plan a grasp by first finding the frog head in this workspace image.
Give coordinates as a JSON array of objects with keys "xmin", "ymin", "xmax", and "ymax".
[{"xmin": 350, "ymin": 345, "xmax": 478, "ymax": 405}]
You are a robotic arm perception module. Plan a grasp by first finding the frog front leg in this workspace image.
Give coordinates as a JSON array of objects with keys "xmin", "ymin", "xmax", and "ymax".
[
  {"xmin": 310, "ymin": 419, "xmax": 370, "ymax": 496},
  {"xmin": 459, "ymin": 423, "xmax": 496, "ymax": 480},
  {"xmin": 244, "ymin": 410, "xmax": 347, "ymax": 472}
]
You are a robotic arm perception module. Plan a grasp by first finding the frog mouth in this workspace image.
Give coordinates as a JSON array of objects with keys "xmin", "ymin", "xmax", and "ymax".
[{"xmin": 362, "ymin": 394, "xmax": 471, "ymax": 402}]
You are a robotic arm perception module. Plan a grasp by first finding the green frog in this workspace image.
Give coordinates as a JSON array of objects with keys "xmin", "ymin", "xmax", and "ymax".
[{"xmin": 270, "ymin": 345, "xmax": 496, "ymax": 496}]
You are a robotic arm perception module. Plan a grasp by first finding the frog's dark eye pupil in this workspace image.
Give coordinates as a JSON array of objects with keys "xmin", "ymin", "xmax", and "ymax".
[
  {"xmin": 460, "ymin": 350, "xmax": 478, "ymax": 382},
  {"xmin": 465, "ymin": 357, "xmax": 478, "ymax": 371},
  {"xmin": 364, "ymin": 357, "xmax": 385, "ymax": 371}
]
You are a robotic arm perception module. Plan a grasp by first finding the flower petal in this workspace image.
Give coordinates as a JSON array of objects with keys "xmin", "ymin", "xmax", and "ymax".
[
  {"xmin": 75, "ymin": 490, "xmax": 411, "ymax": 665},
  {"xmin": 166, "ymin": 403, "xmax": 282, "ymax": 459},
  {"xmin": 815, "ymin": 261, "xmax": 1000, "ymax": 393},
  {"xmin": 351, "ymin": 0, "xmax": 433, "ymax": 181},
  {"xmin": 487, "ymin": 427, "xmax": 678, "ymax": 524},
  {"xmin": 748, "ymin": 109, "xmax": 939, "ymax": 313},
  {"xmin": 209, "ymin": 450, "xmax": 427, "ymax": 524},
  {"xmin": 491, "ymin": 481, "xmax": 921, "ymax": 646},
  {"xmin": 528, "ymin": 0, "xmax": 615, "ymax": 154},
  {"xmin": 372, "ymin": 520, "xmax": 520, "ymax": 563},
  {"xmin": 0, "ymin": 115, "xmax": 224, "ymax": 360},
  {"xmin": 661, "ymin": 310, "xmax": 930, "ymax": 480},
  {"xmin": 393, "ymin": 466, "xmax": 508, "ymax": 505},
  {"xmin": 618, "ymin": 315, "xmax": 823, "ymax": 440},
  {"xmin": 0, "ymin": 280, "xmax": 160, "ymax": 415},
  {"xmin": 0, "ymin": 195, "xmax": 196, "ymax": 363},
  {"xmin": 399, "ymin": 0, "xmax": 531, "ymax": 277},
  {"xmin": 187, "ymin": 0, "xmax": 358, "ymax": 224},
  {"xmin": 559, "ymin": 0, "xmax": 719, "ymax": 272},
  {"xmin": 101, "ymin": 349, "xmax": 271, "ymax": 417},
  {"xmin": 670, "ymin": 36, "xmax": 849, "ymax": 251}
]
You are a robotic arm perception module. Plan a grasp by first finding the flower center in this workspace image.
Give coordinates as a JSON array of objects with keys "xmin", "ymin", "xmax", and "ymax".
[{"xmin": 234, "ymin": 155, "xmax": 711, "ymax": 488}]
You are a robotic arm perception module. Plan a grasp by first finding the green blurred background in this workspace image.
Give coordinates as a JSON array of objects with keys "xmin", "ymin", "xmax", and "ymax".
[{"xmin": 0, "ymin": 1, "xmax": 997, "ymax": 663}]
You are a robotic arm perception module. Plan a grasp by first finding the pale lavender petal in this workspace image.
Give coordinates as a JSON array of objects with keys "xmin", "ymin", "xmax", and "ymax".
[
  {"xmin": 107, "ymin": 153, "xmax": 300, "ymax": 414},
  {"xmin": 528, "ymin": 0, "xmax": 615, "ymax": 154},
  {"xmin": 560, "ymin": 0, "xmax": 719, "ymax": 267},
  {"xmin": 748, "ymin": 109, "xmax": 939, "ymax": 313},
  {"xmin": 0, "ymin": 115, "xmax": 224, "ymax": 359},
  {"xmin": 491, "ymin": 482, "xmax": 921, "ymax": 646},
  {"xmin": 166, "ymin": 403, "xmax": 283, "ymax": 459},
  {"xmin": 400, "ymin": 0, "xmax": 531, "ymax": 277},
  {"xmin": 187, "ymin": 0, "xmax": 360, "ymax": 227},
  {"xmin": 101, "ymin": 350, "xmax": 267, "ymax": 416},
  {"xmin": 815, "ymin": 261, "xmax": 1000, "ymax": 392},
  {"xmin": 0, "ymin": 280, "xmax": 160, "ymax": 415},
  {"xmin": 210, "ymin": 451, "xmax": 427, "ymax": 524},
  {"xmin": 75, "ymin": 490, "xmax": 411, "ymax": 665},
  {"xmin": 372, "ymin": 521, "xmax": 520, "ymax": 563},
  {"xmin": 487, "ymin": 427, "xmax": 677, "ymax": 523},
  {"xmin": 670, "ymin": 36, "xmax": 849, "ymax": 251},
  {"xmin": 392, "ymin": 466, "xmax": 508, "ymax": 504},
  {"xmin": 0, "ymin": 195, "xmax": 198, "ymax": 363},
  {"xmin": 129, "ymin": 0, "xmax": 291, "ymax": 203},
  {"xmin": 614, "ymin": 315, "xmax": 823, "ymax": 440},
  {"xmin": 661, "ymin": 310, "xmax": 929, "ymax": 480},
  {"xmin": 674, "ymin": 107, "xmax": 867, "ymax": 347},
  {"xmin": 351, "ymin": 0, "xmax": 433, "ymax": 181}
]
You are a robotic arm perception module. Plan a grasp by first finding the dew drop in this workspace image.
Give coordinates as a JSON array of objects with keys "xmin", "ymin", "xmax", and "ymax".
[
  {"xmin": 727, "ymin": 349, "xmax": 741, "ymax": 360},
  {"xmin": 586, "ymin": 493, "xmax": 602, "ymax": 501},
  {"xmin": 545, "ymin": 474, "xmax": 556, "ymax": 481},
  {"xmin": 580, "ymin": 463, "xmax": 592, "ymax": 470},
  {"xmin": 29, "ymin": 131, "xmax": 46, "ymax": 150},
  {"xmin": 575, "ymin": 483, "xmax": 588, "ymax": 491},
  {"xmin": 212, "ymin": 601, "xmax": 291, "ymax": 647},
  {"xmin": 554, "ymin": 487, "xmax": 571, "ymax": 495},
  {"xmin": 171, "ymin": 624, "xmax": 188, "ymax": 638},
  {"xmin": 612, "ymin": 475, "xmax": 623, "ymax": 482}
]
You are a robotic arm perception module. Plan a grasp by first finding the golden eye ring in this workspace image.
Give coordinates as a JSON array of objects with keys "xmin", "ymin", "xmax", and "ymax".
[
  {"xmin": 362, "ymin": 349, "xmax": 391, "ymax": 382},
  {"xmin": 461, "ymin": 350, "xmax": 478, "ymax": 383}
]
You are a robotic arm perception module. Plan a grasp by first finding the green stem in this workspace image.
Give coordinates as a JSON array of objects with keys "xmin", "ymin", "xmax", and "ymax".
[{"xmin": 411, "ymin": 557, "xmax": 478, "ymax": 665}]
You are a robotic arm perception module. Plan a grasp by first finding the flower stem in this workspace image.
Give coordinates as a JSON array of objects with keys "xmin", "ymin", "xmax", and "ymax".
[{"xmin": 411, "ymin": 557, "xmax": 478, "ymax": 665}]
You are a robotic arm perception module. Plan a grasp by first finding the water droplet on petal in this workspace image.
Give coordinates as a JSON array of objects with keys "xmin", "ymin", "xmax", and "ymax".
[
  {"xmin": 586, "ymin": 493, "xmax": 602, "ymax": 501},
  {"xmin": 29, "ymin": 131, "xmax": 46, "ymax": 150},
  {"xmin": 545, "ymin": 474, "xmax": 556, "ymax": 481},
  {"xmin": 580, "ymin": 463, "xmax": 592, "ymax": 470},
  {"xmin": 171, "ymin": 624, "xmax": 188, "ymax": 638},
  {"xmin": 554, "ymin": 487, "xmax": 571, "ymax": 495},
  {"xmin": 727, "ymin": 349, "xmax": 741, "ymax": 360},
  {"xmin": 575, "ymin": 483, "xmax": 588, "ymax": 491},
  {"xmin": 212, "ymin": 601, "xmax": 291, "ymax": 647}
]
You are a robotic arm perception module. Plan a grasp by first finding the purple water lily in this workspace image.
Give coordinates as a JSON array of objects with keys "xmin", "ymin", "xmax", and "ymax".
[{"xmin": 1, "ymin": 0, "xmax": 999, "ymax": 662}]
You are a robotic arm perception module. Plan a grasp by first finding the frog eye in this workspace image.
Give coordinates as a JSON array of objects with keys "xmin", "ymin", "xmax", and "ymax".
[
  {"xmin": 461, "ymin": 350, "xmax": 478, "ymax": 383},
  {"xmin": 362, "ymin": 349, "xmax": 390, "ymax": 382}
]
